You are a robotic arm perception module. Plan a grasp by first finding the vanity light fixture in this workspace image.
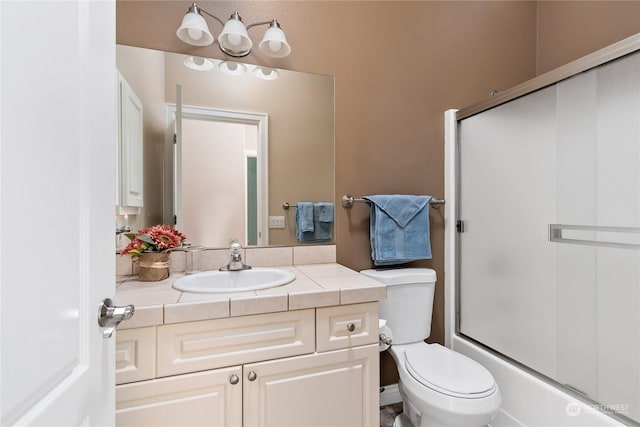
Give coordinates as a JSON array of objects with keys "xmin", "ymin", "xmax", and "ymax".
[{"xmin": 176, "ymin": 3, "xmax": 291, "ymax": 58}]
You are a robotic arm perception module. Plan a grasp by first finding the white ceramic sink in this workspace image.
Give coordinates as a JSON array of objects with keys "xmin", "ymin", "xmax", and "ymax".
[{"xmin": 172, "ymin": 268, "xmax": 296, "ymax": 293}]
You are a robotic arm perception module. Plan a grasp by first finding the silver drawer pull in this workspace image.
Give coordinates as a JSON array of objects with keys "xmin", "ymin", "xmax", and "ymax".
[
  {"xmin": 229, "ymin": 374, "xmax": 239, "ymax": 385},
  {"xmin": 347, "ymin": 323, "xmax": 356, "ymax": 332},
  {"xmin": 248, "ymin": 371, "xmax": 257, "ymax": 381}
]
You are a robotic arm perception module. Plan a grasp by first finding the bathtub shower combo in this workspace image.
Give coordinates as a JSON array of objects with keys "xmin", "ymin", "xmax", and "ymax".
[{"xmin": 445, "ymin": 34, "xmax": 640, "ymax": 426}]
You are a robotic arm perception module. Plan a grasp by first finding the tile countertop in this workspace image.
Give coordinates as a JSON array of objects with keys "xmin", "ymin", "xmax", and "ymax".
[{"xmin": 116, "ymin": 263, "xmax": 386, "ymax": 330}]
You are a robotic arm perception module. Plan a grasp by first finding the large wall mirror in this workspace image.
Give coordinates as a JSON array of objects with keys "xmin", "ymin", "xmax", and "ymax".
[{"xmin": 116, "ymin": 44, "xmax": 335, "ymax": 248}]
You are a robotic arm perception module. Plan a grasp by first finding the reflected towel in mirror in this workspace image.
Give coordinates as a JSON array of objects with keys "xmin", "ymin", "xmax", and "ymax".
[{"xmin": 296, "ymin": 202, "xmax": 333, "ymax": 242}]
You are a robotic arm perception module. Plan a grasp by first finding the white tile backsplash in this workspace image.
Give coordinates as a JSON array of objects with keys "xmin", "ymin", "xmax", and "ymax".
[
  {"xmin": 244, "ymin": 246, "xmax": 293, "ymax": 266},
  {"xmin": 117, "ymin": 245, "xmax": 336, "ymax": 276},
  {"xmin": 293, "ymin": 245, "xmax": 336, "ymax": 264}
]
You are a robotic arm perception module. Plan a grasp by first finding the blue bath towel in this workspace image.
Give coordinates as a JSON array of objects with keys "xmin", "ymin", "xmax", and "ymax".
[
  {"xmin": 363, "ymin": 195, "xmax": 432, "ymax": 265},
  {"xmin": 296, "ymin": 202, "xmax": 334, "ymax": 242}
]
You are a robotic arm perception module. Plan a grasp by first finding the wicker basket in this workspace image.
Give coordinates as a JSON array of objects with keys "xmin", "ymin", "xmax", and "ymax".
[{"xmin": 136, "ymin": 252, "xmax": 170, "ymax": 281}]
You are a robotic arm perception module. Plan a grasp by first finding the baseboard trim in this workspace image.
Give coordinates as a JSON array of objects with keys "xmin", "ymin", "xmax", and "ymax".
[{"xmin": 380, "ymin": 383, "xmax": 402, "ymax": 406}]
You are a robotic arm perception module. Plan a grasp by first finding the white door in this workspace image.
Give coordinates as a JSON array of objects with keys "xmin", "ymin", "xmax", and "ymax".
[{"xmin": 1, "ymin": 1, "xmax": 116, "ymax": 425}]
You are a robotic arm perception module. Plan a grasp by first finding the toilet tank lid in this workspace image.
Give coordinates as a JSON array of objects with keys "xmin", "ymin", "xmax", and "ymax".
[{"xmin": 360, "ymin": 268, "xmax": 436, "ymax": 285}]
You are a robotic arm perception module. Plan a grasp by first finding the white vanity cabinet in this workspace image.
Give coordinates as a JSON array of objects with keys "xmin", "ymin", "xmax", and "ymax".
[
  {"xmin": 116, "ymin": 71, "xmax": 143, "ymax": 211},
  {"xmin": 115, "ymin": 302, "xmax": 380, "ymax": 426}
]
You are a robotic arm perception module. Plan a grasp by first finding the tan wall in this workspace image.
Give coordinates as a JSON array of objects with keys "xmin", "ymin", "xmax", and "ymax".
[
  {"xmin": 116, "ymin": 0, "xmax": 638, "ymax": 385},
  {"xmin": 536, "ymin": 1, "xmax": 640, "ymax": 74}
]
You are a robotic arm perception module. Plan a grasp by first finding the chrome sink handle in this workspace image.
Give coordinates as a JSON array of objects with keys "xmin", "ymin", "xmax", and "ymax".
[{"xmin": 98, "ymin": 298, "xmax": 135, "ymax": 338}]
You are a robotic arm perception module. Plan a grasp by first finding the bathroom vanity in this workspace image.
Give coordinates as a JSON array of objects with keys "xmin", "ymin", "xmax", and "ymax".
[{"xmin": 114, "ymin": 247, "xmax": 385, "ymax": 426}]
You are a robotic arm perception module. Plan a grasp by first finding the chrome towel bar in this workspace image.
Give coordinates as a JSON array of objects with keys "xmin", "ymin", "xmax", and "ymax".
[{"xmin": 341, "ymin": 195, "xmax": 445, "ymax": 209}]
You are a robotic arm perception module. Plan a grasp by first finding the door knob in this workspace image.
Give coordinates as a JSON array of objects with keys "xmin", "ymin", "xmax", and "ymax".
[{"xmin": 98, "ymin": 298, "xmax": 134, "ymax": 338}]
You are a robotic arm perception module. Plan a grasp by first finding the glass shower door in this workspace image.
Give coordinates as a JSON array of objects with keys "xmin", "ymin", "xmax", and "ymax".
[{"xmin": 457, "ymin": 51, "xmax": 640, "ymax": 423}]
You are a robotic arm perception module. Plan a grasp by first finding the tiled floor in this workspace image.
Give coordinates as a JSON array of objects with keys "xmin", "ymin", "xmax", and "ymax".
[{"xmin": 380, "ymin": 403, "xmax": 403, "ymax": 427}]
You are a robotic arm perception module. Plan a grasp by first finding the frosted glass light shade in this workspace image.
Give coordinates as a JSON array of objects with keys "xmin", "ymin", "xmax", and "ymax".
[
  {"xmin": 177, "ymin": 11, "xmax": 214, "ymax": 46},
  {"xmin": 258, "ymin": 23, "xmax": 291, "ymax": 58},
  {"xmin": 218, "ymin": 15, "xmax": 252, "ymax": 57}
]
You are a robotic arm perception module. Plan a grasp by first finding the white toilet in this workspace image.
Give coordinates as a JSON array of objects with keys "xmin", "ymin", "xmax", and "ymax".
[{"xmin": 361, "ymin": 268, "xmax": 501, "ymax": 427}]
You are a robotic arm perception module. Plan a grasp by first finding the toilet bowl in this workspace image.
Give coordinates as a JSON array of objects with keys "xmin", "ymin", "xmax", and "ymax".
[
  {"xmin": 390, "ymin": 343, "xmax": 500, "ymax": 427},
  {"xmin": 361, "ymin": 268, "xmax": 501, "ymax": 427}
]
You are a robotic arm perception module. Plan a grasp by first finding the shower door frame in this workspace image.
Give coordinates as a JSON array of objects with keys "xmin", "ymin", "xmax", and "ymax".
[{"xmin": 445, "ymin": 32, "xmax": 640, "ymax": 425}]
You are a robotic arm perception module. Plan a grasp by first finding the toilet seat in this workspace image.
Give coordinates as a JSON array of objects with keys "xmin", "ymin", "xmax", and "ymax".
[{"xmin": 404, "ymin": 344, "xmax": 496, "ymax": 399}]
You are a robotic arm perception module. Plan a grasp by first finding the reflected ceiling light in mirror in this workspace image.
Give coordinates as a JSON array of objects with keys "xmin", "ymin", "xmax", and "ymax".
[
  {"xmin": 176, "ymin": 3, "xmax": 291, "ymax": 58},
  {"xmin": 183, "ymin": 55, "xmax": 215, "ymax": 71},
  {"xmin": 254, "ymin": 66, "xmax": 279, "ymax": 81},
  {"xmin": 219, "ymin": 61, "xmax": 248, "ymax": 76}
]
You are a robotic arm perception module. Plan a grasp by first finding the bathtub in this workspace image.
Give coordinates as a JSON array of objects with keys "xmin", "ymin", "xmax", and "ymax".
[{"xmin": 451, "ymin": 335, "xmax": 626, "ymax": 426}]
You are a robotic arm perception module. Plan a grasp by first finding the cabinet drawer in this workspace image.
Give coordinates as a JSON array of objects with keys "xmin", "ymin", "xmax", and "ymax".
[
  {"xmin": 157, "ymin": 309, "xmax": 315, "ymax": 377},
  {"xmin": 116, "ymin": 327, "xmax": 156, "ymax": 385},
  {"xmin": 316, "ymin": 302, "xmax": 378, "ymax": 352}
]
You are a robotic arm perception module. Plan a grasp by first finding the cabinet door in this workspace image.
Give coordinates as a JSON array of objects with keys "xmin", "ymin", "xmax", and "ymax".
[
  {"xmin": 116, "ymin": 367, "xmax": 242, "ymax": 427},
  {"xmin": 243, "ymin": 344, "xmax": 379, "ymax": 427},
  {"xmin": 119, "ymin": 74, "xmax": 143, "ymax": 208}
]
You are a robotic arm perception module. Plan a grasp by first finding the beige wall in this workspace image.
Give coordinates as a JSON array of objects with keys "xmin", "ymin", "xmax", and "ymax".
[
  {"xmin": 116, "ymin": 0, "xmax": 639, "ymax": 385},
  {"xmin": 536, "ymin": 1, "xmax": 640, "ymax": 74}
]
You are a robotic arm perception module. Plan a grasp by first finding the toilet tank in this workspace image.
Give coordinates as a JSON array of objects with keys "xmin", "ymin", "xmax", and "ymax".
[{"xmin": 361, "ymin": 268, "xmax": 437, "ymax": 345}]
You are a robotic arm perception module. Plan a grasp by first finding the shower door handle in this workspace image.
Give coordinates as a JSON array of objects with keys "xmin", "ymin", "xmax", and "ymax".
[{"xmin": 549, "ymin": 224, "xmax": 640, "ymax": 250}]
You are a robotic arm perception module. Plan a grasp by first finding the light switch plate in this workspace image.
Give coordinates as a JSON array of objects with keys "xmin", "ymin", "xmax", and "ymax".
[{"xmin": 269, "ymin": 216, "xmax": 285, "ymax": 229}]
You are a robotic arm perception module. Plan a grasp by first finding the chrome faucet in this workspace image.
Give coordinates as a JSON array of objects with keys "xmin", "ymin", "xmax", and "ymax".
[{"xmin": 219, "ymin": 241, "xmax": 252, "ymax": 271}]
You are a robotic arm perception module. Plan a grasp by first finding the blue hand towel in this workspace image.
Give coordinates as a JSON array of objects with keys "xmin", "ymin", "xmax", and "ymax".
[
  {"xmin": 296, "ymin": 202, "xmax": 334, "ymax": 243},
  {"xmin": 312, "ymin": 202, "xmax": 333, "ymax": 241},
  {"xmin": 296, "ymin": 202, "xmax": 315, "ymax": 234},
  {"xmin": 363, "ymin": 195, "xmax": 432, "ymax": 266}
]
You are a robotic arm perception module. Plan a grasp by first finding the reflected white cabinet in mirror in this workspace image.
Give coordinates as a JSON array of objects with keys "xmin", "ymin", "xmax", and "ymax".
[{"xmin": 117, "ymin": 71, "xmax": 143, "ymax": 213}]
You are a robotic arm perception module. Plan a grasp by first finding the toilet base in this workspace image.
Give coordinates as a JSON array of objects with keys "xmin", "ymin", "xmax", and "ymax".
[
  {"xmin": 393, "ymin": 413, "xmax": 411, "ymax": 427},
  {"xmin": 398, "ymin": 383, "xmax": 450, "ymax": 427}
]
